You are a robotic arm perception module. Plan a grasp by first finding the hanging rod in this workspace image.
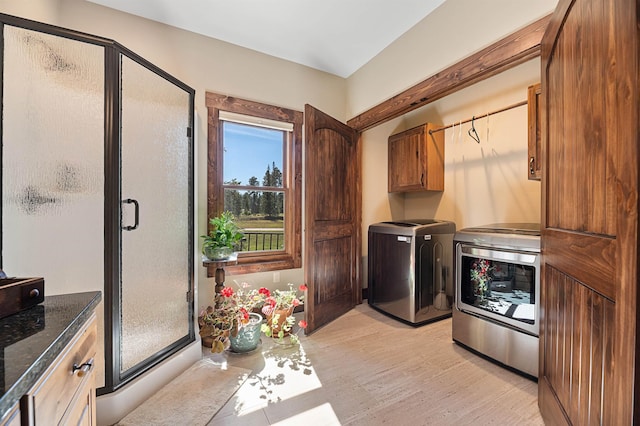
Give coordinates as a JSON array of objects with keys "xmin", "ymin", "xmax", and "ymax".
[{"xmin": 428, "ymin": 100, "xmax": 527, "ymax": 135}]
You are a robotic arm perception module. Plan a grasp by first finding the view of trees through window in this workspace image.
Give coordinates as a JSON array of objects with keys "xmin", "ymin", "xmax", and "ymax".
[{"xmin": 223, "ymin": 121, "xmax": 286, "ymax": 252}]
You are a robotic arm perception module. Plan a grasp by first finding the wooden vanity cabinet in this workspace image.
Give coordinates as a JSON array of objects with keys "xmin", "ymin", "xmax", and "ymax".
[
  {"xmin": 22, "ymin": 313, "xmax": 98, "ymax": 426},
  {"xmin": 527, "ymin": 83, "xmax": 542, "ymax": 180},
  {"xmin": 388, "ymin": 122, "xmax": 444, "ymax": 193}
]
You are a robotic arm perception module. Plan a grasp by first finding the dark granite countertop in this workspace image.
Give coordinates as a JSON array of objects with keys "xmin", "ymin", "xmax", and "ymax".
[{"xmin": 0, "ymin": 291, "xmax": 102, "ymax": 419}]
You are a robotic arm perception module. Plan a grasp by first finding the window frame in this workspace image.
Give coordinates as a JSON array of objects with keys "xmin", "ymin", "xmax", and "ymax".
[{"xmin": 205, "ymin": 92, "xmax": 302, "ymax": 276}]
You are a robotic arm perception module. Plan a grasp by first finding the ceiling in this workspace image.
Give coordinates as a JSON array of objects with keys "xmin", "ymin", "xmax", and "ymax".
[{"xmin": 87, "ymin": 0, "xmax": 446, "ymax": 78}]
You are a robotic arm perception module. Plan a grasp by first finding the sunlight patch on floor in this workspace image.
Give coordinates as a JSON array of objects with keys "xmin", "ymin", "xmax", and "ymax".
[
  {"xmin": 271, "ymin": 403, "xmax": 340, "ymax": 426},
  {"xmin": 231, "ymin": 342, "xmax": 322, "ymax": 417}
]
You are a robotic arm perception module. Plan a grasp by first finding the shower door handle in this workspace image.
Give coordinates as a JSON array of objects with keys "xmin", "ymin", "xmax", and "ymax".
[{"xmin": 122, "ymin": 198, "xmax": 139, "ymax": 231}]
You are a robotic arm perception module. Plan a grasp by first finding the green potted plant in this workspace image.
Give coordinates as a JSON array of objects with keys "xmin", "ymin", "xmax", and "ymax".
[{"xmin": 201, "ymin": 211, "xmax": 244, "ymax": 260}]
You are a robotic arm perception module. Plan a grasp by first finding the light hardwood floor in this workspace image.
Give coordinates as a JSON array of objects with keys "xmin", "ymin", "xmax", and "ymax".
[{"xmin": 205, "ymin": 303, "xmax": 544, "ymax": 425}]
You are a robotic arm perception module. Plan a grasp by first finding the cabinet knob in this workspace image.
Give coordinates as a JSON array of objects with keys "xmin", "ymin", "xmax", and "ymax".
[
  {"xmin": 72, "ymin": 358, "xmax": 94, "ymax": 377},
  {"xmin": 529, "ymin": 157, "xmax": 536, "ymax": 175}
]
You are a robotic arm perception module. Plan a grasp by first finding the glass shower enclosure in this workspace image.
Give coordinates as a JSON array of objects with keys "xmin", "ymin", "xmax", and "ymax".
[{"xmin": 0, "ymin": 14, "xmax": 195, "ymax": 394}]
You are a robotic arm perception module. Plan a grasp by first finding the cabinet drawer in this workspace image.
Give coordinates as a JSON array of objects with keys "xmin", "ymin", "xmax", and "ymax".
[{"xmin": 27, "ymin": 313, "xmax": 97, "ymax": 425}]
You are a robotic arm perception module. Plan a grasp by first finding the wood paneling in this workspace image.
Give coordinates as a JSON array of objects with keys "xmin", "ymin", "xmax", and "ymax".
[
  {"xmin": 539, "ymin": 0, "xmax": 639, "ymax": 423},
  {"xmin": 544, "ymin": 4, "xmax": 615, "ymax": 238},
  {"xmin": 304, "ymin": 104, "xmax": 361, "ymax": 335},
  {"xmin": 312, "ymin": 237, "xmax": 354, "ymax": 326},
  {"xmin": 543, "ymin": 229, "xmax": 615, "ymax": 300},
  {"xmin": 541, "ymin": 266, "xmax": 614, "ymax": 425},
  {"xmin": 347, "ymin": 15, "xmax": 551, "ymax": 132},
  {"xmin": 313, "ymin": 128, "xmax": 354, "ymax": 221}
]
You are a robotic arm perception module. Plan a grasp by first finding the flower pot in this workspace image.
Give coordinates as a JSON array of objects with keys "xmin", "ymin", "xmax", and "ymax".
[
  {"xmin": 204, "ymin": 246, "xmax": 233, "ymax": 261},
  {"xmin": 267, "ymin": 306, "xmax": 294, "ymax": 339},
  {"xmin": 229, "ymin": 313, "xmax": 263, "ymax": 353}
]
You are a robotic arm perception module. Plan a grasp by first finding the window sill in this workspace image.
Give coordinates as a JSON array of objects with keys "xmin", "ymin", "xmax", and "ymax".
[{"xmin": 205, "ymin": 254, "xmax": 300, "ymax": 277}]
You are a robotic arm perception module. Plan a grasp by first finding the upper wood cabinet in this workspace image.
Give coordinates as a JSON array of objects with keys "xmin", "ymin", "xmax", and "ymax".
[
  {"xmin": 527, "ymin": 83, "xmax": 542, "ymax": 180},
  {"xmin": 388, "ymin": 123, "xmax": 444, "ymax": 193}
]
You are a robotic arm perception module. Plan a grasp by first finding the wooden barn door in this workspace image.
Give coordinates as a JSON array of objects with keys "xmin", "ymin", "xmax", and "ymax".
[
  {"xmin": 304, "ymin": 104, "xmax": 361, "ymax": 334},
  {"xmin": 539, "ymin": 0, "xmax": 639, "ymax": 423}
]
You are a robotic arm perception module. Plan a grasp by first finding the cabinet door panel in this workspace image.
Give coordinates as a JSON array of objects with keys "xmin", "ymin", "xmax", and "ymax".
[
  {"xmin": 28, "ymin": 315, "xmax": 97, "ymax": 425},
  {"xmin": 59, "ymin": 367, "xmax": 96, "ymax": 426},
  {"xmin": 389, "ymin": 126, "xmax": 425, "ymax": 192},
  {"xmin": 388, "ymin": 123, "xmax": 444, "ymax": 193}
]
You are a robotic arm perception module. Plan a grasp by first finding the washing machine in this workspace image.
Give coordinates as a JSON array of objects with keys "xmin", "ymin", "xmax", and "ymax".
[{"xmin": 368, "ymin": 219, "xmax": 456, "ymax": 325}]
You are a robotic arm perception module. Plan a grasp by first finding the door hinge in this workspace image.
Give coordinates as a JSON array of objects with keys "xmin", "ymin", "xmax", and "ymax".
[
  {"xmin": 186, "ymin": 290, "xmax": 194, "ymax": 303},
  {"xmin": 187, "ymin": 127, "xmax": 192, "ymax": 138}
]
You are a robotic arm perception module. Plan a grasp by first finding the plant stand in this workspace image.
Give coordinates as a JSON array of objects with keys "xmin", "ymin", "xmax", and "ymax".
[{"xmin": 203, "ymin": 253, "xmax": 238, "ymax": 293}]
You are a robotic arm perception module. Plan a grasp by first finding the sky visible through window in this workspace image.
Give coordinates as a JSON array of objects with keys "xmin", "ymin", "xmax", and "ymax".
[{"xmin": 223, "ymin": 121, "xmax": 283, "ymax": 185}]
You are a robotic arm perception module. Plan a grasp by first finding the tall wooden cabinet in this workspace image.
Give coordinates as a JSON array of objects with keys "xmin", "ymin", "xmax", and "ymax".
[
  {"xmin": 388, "ymin": 123, "xmax": 444, "ymax": 193},
  {"xmin": 539, "ymin": 0, "xmax": 639, "ymax": 423}
]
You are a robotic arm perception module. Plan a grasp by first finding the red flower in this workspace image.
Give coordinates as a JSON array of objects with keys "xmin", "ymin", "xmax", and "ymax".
[
  {"xmin": 239, "ymin": 307, "xmax": 249, "ymax": 321},
  {"xmin": 265, "ymin": 297, "xmax": 277, "ymax": 307},
  {"xmin": 299, "ymin": 284, "xmax": 308, "ymax": 292},
  {"xmin": 220, "ymin": 287, "xmax": 234, "ymax": 298},
  {"xmin": 292, "ymin": 299, "xmax": 300, "ymax": 307},
  {"xmin": 258, "ymin": 287, "xmax": 271, "ymax": 297},
  {"xmin": 298, "ymin": 320, "xmax": 308, "ymax": 329}
]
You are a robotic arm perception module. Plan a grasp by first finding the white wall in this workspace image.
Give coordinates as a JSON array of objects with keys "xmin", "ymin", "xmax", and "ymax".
[
  {"xmin": 347, "ymin": 0, "xmax": 558, "ymax": 117},
  {"xmin": 363, "ymin": 59, "xmax": 543, "ymax": 230}
]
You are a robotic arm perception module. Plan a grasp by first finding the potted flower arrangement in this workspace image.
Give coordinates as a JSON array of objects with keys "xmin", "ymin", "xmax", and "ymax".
[
  {"xmin": 198, "ymin": 296, "xmax": 235, "ymax": 353},
  {"xmin": 470, "ymin": 258, "xmax": 493, "ymax": 301},
  {"xmin": 199, "ymin": 281, "xmax": 270, "ymax": 353},
  {"xmin": 201, "ymin": 211, "xmax": 244, "ymax": 260},
  {"xmin": 261, "ymin": 283, "xmax": 308, "ymax": 345}
]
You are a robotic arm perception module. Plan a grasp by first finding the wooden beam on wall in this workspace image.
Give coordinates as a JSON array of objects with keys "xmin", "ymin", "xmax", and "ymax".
[{"xmin": 347, "ymin": 14, "xmax": 552, "ymax": 132}]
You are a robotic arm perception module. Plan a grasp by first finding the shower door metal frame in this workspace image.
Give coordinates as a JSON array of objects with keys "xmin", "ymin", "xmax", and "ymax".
[{"xmin": 0, "ymin": 13, "xmax": 196, "ymax": 395}]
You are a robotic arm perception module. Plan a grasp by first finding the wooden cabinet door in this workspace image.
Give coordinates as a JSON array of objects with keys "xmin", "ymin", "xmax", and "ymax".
[
  {"xmin": 304, "ymin": 104, "xmax": 361, "ymax": 334},
  {"xmin": 60, "ymin": 367, "xmax": 96, "ymax": 426},
  {"xmin": 388, "ymin": 125, "xmax": 425, "ymax": 192},
  {"xmin": 388, "ymin": 123, "xmax": 444, "ymax": 193},
  {"xmin": 527, "ymin": 83, "xmax": 541, "ymax": 180},
  {"xmin": 26, "ymin": 314, "xmax": 97, "ymax": 425},
  {"xmin": 539, "ymin": 0, "xmax": 638, "ymax": 424}
]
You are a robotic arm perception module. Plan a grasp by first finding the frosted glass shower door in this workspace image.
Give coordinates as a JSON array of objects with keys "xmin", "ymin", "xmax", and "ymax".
[
  {"xmin": 1, "ymin": 25, "xmax": 106, "ymax": 383},
  {"xmin": 119, "ymin": 55, "xmax": 192, "ymax": 375}
]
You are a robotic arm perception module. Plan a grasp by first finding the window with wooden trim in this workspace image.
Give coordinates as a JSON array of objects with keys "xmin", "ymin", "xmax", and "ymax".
[{"xmin": 205, "ymin": 92, "xmax": 302, "ymax": 276}]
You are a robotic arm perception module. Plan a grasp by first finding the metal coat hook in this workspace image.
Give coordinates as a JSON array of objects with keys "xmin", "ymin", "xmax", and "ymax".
[{"xmin": 468, "ymin": 116, "xmax": 481, "ymax": 144}]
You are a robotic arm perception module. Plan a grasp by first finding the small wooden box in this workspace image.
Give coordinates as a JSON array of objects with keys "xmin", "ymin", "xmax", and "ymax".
[{"xmin": 0, "ymin": 277, "xmax": 45, "ymax": 319}]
